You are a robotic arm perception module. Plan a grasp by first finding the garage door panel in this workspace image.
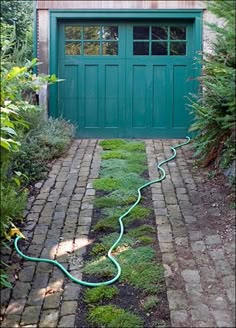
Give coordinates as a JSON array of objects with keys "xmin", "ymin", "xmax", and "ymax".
[
  {"xmin": 105, "ymin": 65, "xmax": 120, "ymax": 127},
  {"xmin": 84, "ymin": 65, "xmax": 99, "ymax": 127},
  {"xmin": 152, "ymin": 65, "xmax": 169, "ymax": 128},
  {"xmin": 173, "ymin": 65, "xmax": 190, "ymax": 128},
  {"xmin": 132, "ymin": 65, "xmax": 147, "ymax": 128}
]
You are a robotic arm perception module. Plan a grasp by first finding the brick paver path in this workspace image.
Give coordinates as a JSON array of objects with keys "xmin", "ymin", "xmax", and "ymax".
[
  {"xmin": 0, "ymin": 139, "xmax": 235, "ymax": 328},
  {"xmin": 146, "ymin": 140, "xmax": 235, "ymax": 328}
]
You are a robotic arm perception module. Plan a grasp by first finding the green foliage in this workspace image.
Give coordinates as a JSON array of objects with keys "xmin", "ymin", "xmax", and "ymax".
[
  {"xmin": 190, "ymin": 0, "xmax": 236, "ymax": 168},
  {"xmin": 142, "ymin": 295, "xmax": 160, "ymax": 311},
  {"xmin": 0, "ymin": 1, "xmax": 33, "ymax": 46},
  {"xmin": 94, "ymin": 205, "xmax": 151, "ymax": 232},
  {"xmin": 87, "ymin": 305, "xmax": 143, "ymax": 328},
  {"xmin": 0, "ymin": 269, "xmax": 12, "ymax": 289},
  {"xmin": 99, "ymin": 139, "xmax": 127, "ymax": 150},
  {"xmin": 100, "ymin": 158, "xmax": 146, "ymax": 177},
  {"xmin": 101, "ymin": 151, "xmax": 129, "ymax": 160},
  {"xmin": 122, "ymin": 141, "xmax": 145, "ymax": 152},
  {"xmin": 127, "ymin": 225, "xmax": 155, "ymax": 244},
  {"xmin": 84, "ymin": 246, "xmax": 164, "ymax": 294},
  {"xmin": 90, "ymin": 233, "xmax": 136, "ymax": 256},
  {"xmin": 93, "ymin": 178, "xmax": 122, "ymax": 191},
  {"xmin": 94, "ymin": 195, "xmax": 124, "ymax": 208},
  {"xmin": 127, "ymin": 225, "xmax": 155, "ymax": 238},
  {"xmin": 84, "ymin": 286, "xmax": 119, "ymax": 304},
  {"xmin": 12, "ymin": 114, "xmax": 74, "ymax": 183},
  {"xmin": 0, "ymin": 185, "xmax": 27, "ymax": 237},
  {"xmin": 93, "ymin": 216, "xmax": 119, "ymax": 232},
  {"xmin": 0, "ymin": 25, "xmax": 73, "ymax": 287},
  {"xmin": 137, "ymin": 236, "xmax": 154, "ymax": 245}
]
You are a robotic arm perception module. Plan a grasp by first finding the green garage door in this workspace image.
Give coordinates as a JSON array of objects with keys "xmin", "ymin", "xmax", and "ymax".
[{"xmin": 57, "ymin": 21, "xmax": 196, "ymax": 138}]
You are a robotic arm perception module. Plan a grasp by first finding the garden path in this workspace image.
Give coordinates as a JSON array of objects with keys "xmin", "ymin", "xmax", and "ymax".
[{"xmin": 0, "ymin": 139, "xmax": 235, "ymax": 328}]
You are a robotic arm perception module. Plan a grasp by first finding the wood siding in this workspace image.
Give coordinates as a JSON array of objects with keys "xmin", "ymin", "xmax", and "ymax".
[{"xmin": 37, "ymin": 1, "xmax": 205, "ymax": 9}]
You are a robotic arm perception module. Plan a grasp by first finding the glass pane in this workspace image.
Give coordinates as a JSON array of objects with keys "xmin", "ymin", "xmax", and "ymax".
[
  {"xmin": 170, "ymin": 26, "xmax": 186, "ymax": 40},
  {"xmin": 133, "ymin": 42, "xmax": 149, "ymax": 55},
  {"xmin": 170, "ymin": 42, "xmax": 186, "ymax": 55},
  {"xmin": 102, "ymin": 26, "xmax": 118, "ymax": 40},
  {"xmin": 84, "ymin": 42, "xmax": 100, "ymax": 55},
  {"xmin": 65, "ymin": 42, "xmax": 81, "ymax": 55},
  {"xmin": 102, "ymin": 42, "xmax": 118, "ymax": 55},
  {"xmin": 133, "ymin": 26, "xmax": 149, "ymax": 40},
  {"xmin": 65, "ymin": 26, "xmax": 81, "ymax": 40},
  {"xmin": 152, "ymin": 42, "xmax": 168, "ymax": 55},
  {"xmin": 152, "ymin": 26, "xmax": 168, "ymax": 40},
  {"xmin": 84, "ymin": 26, "xmax": 100, "ymax": 40}
]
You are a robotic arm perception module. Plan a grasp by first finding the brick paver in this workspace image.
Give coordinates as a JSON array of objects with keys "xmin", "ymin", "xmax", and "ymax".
[
  {"xmin": 0, "ymin": 139, "xmax": 235, "ymax": 328},
  {"xmin": 146, "ymin": 139, "xmax": 235, "ymax": 328},
  {"xmin": 0, "ymin": 139, "xmax": 100, "ymax": 328}
]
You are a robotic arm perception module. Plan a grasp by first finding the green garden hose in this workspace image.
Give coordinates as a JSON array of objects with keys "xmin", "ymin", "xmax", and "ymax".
[{"xmin": 14, "ymin": 137, "xmax": 191, "ymax": 287}]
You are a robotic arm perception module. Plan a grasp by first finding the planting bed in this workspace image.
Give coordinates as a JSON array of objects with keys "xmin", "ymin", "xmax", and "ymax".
[{"xmin": 75, "ymin": 140, "xmax": 170, "ymax": 328}]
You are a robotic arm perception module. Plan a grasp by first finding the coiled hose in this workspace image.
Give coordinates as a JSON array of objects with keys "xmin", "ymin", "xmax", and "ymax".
[{"xmin": 14, "ymin": 137, "xmax": 190, "ymax": 287}]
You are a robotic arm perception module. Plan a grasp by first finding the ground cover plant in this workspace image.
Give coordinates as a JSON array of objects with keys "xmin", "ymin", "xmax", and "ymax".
[{"xmin": 75, "ymin": 140, "xmax": 170, "ymax": 327}]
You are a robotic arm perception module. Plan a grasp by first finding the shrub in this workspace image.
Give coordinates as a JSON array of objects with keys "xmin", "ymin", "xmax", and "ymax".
[
  {"xmin": 189, "ymin": 0, "xmax": 235, "ymax": 168},
  {"xmin": 12, "ymin": 112, "xmax": 74, "ymax": 184},
  {"xmin": 0, "ymin": 23, "xmax": 73, "ymax": 288}
]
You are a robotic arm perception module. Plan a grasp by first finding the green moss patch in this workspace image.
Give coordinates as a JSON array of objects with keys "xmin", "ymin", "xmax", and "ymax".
[
  {"xmin": 84, "ymin": 286, "xmax": 119, "ymax": 304},
  {"xmin": 87, "ymin": 305, "xmax": 143, "ymax": 328}
]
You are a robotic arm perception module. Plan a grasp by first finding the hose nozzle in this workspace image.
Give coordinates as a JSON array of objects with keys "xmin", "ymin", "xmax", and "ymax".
[{"xmin": 5, "ymin": 223, "xmax": 26, "ymax": 240}]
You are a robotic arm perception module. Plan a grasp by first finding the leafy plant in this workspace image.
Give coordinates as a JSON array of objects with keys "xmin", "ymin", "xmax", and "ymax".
[
  {"xmin": 0, "ymin": 22, "xmax": 73, "ymax": 288},
  {"xmin": 189, "ymin": 0, "xmax": 236, "ymax": 168},
  {"xmin": 0, "ymin": 185, "xmax": 27, "ymax": 238}
]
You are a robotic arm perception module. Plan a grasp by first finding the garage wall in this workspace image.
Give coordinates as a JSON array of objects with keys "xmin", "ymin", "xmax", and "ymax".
[
  {"xmin": 36, "ymin": 1, "xmax": 217, "ymax": 112},
  {"xmin": 36, "ymin": 1, "xmax": 208, "ymax": 75}
]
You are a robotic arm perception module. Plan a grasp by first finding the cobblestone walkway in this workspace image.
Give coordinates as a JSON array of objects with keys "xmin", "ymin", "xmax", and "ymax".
[
  {"xmin": 0, "ymin": 139, "xmax": 235, "ymax": 328},
  {"xmin": 1, "ymin": 139, "xmax": 100, "ymax": 328},
  {"xmin": 146, "ymin": 140, "xmax": 235, "ymax": 328}
]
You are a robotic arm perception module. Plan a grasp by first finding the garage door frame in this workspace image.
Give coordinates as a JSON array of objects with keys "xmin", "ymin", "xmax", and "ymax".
[{"xmin": 49, "ymin": 9, "xmax": 203, "ymax": 137}]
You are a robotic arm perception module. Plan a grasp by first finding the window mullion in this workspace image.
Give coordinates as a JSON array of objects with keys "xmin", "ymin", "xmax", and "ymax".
[
  {"xmin": 149, "ymin": 25, "xmax": 152, "ymax": 56},
  {"xmin": 81, "ymin": 26, "xmax": 84, "ymax": 55},
  {"xmin": 167, "ymin": 26, "xmax": 170, "ymax": 56}
]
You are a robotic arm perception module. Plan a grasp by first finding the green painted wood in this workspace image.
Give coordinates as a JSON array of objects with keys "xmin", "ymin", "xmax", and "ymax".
[{"xmin": 52, "ymin": 12, "xmax": 202, "ymax": 138}]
